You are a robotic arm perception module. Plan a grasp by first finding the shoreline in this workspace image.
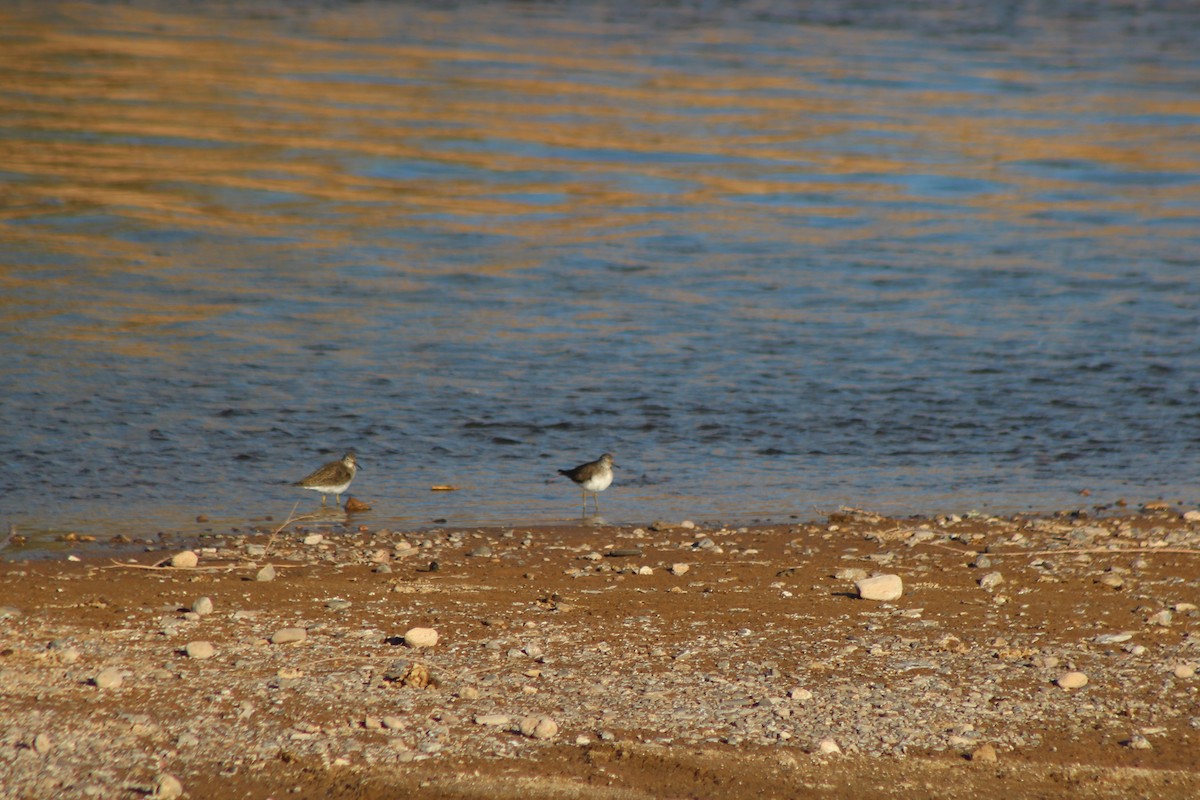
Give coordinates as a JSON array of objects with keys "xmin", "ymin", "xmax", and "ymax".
[{"xmin": 2, "ymin": 507, "xmax": 1199, "ymax": 798}]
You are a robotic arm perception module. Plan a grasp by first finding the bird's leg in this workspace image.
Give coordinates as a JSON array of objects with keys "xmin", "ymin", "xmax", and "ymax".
[
  {"xmin": 592, "ymin": 493, "xmax": 601, "ymax": 515},
  {"xmin": 320, "ymin": 494, "xmax": 327, "ymax": 507}
]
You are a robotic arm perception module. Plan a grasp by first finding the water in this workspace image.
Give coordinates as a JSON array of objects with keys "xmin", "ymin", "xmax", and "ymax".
[{"xmin": 2, "ymin": 0, "xmax": 1199, "ymax": 547}]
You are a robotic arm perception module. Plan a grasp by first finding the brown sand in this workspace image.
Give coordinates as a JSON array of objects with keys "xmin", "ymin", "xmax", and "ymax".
[{"xmin": 1, "ymin": 507, "xmax": 1198, "ymax": 799}]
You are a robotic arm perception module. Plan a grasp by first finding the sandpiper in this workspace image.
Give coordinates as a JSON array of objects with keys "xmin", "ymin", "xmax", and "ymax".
[
  {"xmin": 558, "ymin": 452, "xmax": 615, "ymax": 516},
  {"xmin": 293, "ymin": 451, "xmax": 359, "ymax": 508}
]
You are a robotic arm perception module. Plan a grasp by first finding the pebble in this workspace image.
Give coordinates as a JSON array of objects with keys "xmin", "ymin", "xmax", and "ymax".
[
  {"xmin": 1183, "ymin": 510, "xmax": 1200, "ymax": 522},
  {"xmin": 834, "ymin": 567, "xmax": 868, "ymax": 581},
  {"xmin": 855, "ymin": 574, "xmax": 903, "ymax": 602},
  {"xmin": 382, "ymin": 716, "xmax": 405, "ymax": 730},
  {"xmin": 94, "ymin": 668, "xmax": 123, "ymax": 689},
  {"xmin": 1056, "ymin": 671, "xmax": 1088, "ymax": 690},
  {"xmin": 670, "ymin": 563, "xmax": 690, "ymax": 576},
  {"xmin": 468, "ymin": 546, "xmax": 493, "ymax": 558},
  {"xmin": 170, "ymin": 551, "xmax": 198, "ymax": 569},
  {"xmin": 326, "ymin": 599, "xmax": 353, "ymax": 611},
  {"xmin": 154, "ymin": 773, "xmax": 184, "ymax": 799},
  {"xmin": 185, "ymin": 641, "xmax": 215, "ymax": 660},
  {"xmin": 519, "ymin": 716, "xmax": 558, "ymax": 740},
  {"xmin": 1125, "ymin": 734, "xmax": 1152, "ymax": 750},
  {"xmin": 33, "ymin": 733, "xmax": 51, "ymax": 754},
  {"xmin": 191, "ymin": 597, "xmax": 214, "ymax": 616},
  {"xmin": 271, "ymin": 628, "xmax": 307, "ymax": 645},
  {"xmin": 1147, "ymin": 609, "xmax": 1172, "ymax": 627},
  {"xmin": 788, "ymin": 688, "xmax": 813, "ymax": 702},
  {"xmin": 1094, "ymin": 633, "xmax": 1132, "ymax": 645},
  {"xmin": 404, "ymin": 627, "xmax": 439, "ymax": 648},
  {"xmin": 256, "ymin": 564, "xmax": 276, "ymax": 582},
  {"xmin": 1174, "ymin": 664, "xmax": 1196, "ymax": 679},
  {"xmin": 637, "ymin": 566, "xmax": 653, "ymax": 576},
  {"xmin": 816, "ymin": 737, "xmax": 842, "ymax": 755},
  {"xmin": 474, "ymin": 714, "xmax": 511, "ymax": 726},
  {"xmin": 970, "ymin": 743, "xmax": 998, "ymax": 763},
  {"xmin": 680, "ymin": 520, "xmax": 696, "ymax": 529},
  {"xmin": 303, "ymin": 533, "xmax": 323, "ymax": 546},
  {"xmin": 978, "ymin": 572, "xmax": 1004, "ymax": 591}
]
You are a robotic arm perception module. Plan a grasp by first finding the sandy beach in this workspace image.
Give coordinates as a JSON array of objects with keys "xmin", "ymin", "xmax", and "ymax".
[{"xmin": 2, "ymin": 505, "xmax": 1198, "ymax": 799}]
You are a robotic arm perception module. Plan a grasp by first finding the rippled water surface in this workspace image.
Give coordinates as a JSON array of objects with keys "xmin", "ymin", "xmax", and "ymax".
[{"xmin": 3, "ymin": 0, "xmax": 1200, "ymax": 545}]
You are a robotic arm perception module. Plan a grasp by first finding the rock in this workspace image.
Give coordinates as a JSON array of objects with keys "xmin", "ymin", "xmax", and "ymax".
[
  {"xmin": 326, "ymin": 599, "xmax": 352, "ymax": 611},
  {"xmin": 1125, "ymin": 734, "xmax": 1152, "ymax": 750},
  {"xmin": 978, "ymin": 572, "xmax": 1004, "ymax": 591},
  {"xmin": 670, "ymin": 563, "xmax": 690, "ymax": 576},
  {"xmin": 382, "ymin": 716, "xmax": 405, "ymax": 730},
  {"xmin": 468, "ymin": 546, "xmax": 493, "ymax": 558},
  {"xmin": 680, "ymin": 520, "xmax": 696, "ymax": 529},
  {"xmin": 271, "ymin": 628, "xmax": 307, "ymax": 645},
  {"xmin": 970, "ymin": 743, "xmax": 998, "ymax": 763},
  {"xmin": 835, "ymin": 567, "xmax": 868, "ymax": 581},
  {"xmin": 256, "ymin": 564, "xmax": 276, "ymax": 582},
  {"xmin": 474, "ymin": 714, "xmax": 511, "ymax": 726},
  {"xmin": 637, "ymin": 566, "xmax": 654, "ymax": 576},
  {"xmin": 185, "ymin": 641, "xmax": 215, "ymax": 660},
  {"xmin": 191, "ymin": 596, "xmax": 214, "ymax": 616},
  {"xmin": 1094, "ymin": 633, "xmax": 1132, "ymax": 645},
  {"xmin": 303, "ymin": 533, "xmax": 323, "ymax": 545},
  {"xmin": 1174, "ymin": 663, "xmax": 1196, "ymax": 679},
  {"xmin": 816, "ymin": 737, "xmax": 842, "ymax": 755},
  {"xmin": 1147, "ymin": 609, "xmax": 1173, "ymax": 627},
  {"xmin": 459, "ymin": 686, "xmax": 481, "ymax": 700},
  {"xmin": 154, "ymin": 773, "xmax": 184, "ymax": 799},
  {"xmin": 94, "ymin": 667, "xmax": 123, "ymax": 689},
  {"xmin": 855, "ymin": 574, "xmax": 903, "ymax": 602},
  {"xmin": 404, "ymin": 627, "xmax": 439, "ymax": 648},
  {"xmin": 345, "ymin": 497, "xmax": 372, "ymax": 512},
  {"xmin": 32, "ymin": 733, "xmax": 51, "ymax": 754},
  {"xmin": 170, "ymin": 551, "xmax": 198, "ymax": 569},
  {"xmin": 1056, "ymin": 671, "xmax": 1088, "ymax": 690},
  {"xmin": 1183, "ymin": 510, "xmax": 1200, "ymax": 523},
  {"xmin": 519, "ymin": 715, "xmax": 558, "ymax": 740},
  {"xmin": 788, "ymin": 687, "xmax": 813, "ymax": 702}
]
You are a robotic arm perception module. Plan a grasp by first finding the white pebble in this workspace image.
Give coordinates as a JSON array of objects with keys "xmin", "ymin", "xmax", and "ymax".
[
  {"xmin": 637, "ymin": 566, "xmax": 653, "ymax": 576},
  {"xmin": 256, "ymin": 564, "xmax": 276, "ymax": 582},
  {"xmin": 474, "ymin": 714, "xmax": 511, "ymax": 726},
  {"xmin": 855, "ymin": 574, "xmax": 903, "ymax": 602},
  {"xmin": 185, "ymin": 641, "xmax": 215, "ymax": 660},
  {"xmin": 154, "ymin": 773, "xmax": 184, "ymax": 799},
  {"xmin": 382, "ymin": 716, "xmax": 405, "ymax": 730},
  {"xmin": 1182, "ymin": 510, "xmax": 1200, "ymax": 522},
  {"xmin": 1174, "ymin": 663, "xmax": 1196, "ymax": 679},
  {"xmin": 680, "ymin": 520, "xmax": 696, "ymax": 529},
  {"xmin": 1147, "ymin": 609, "xmax": 1173, "ymax": 627},
  {"xmin": 271, "ymin": 627, "xmax": 307, "ymax": 645},
  {"xmin": 94, "ymin": 667, "xmax": 123, "ymax": 689},
  {"xmin": 670, "ymin": 563, "xmax": 690, "ymax": 576},
  {"xmin": 33, "ymin": 733, "xmax": 52, "ymax": 754},
  {"xmin": 170, "ymin": 551, "xmax": 198, "ymax": 569},
  {"xmin": 788, "ymin": 687, "xmax": 813, "ymax": 702},
  {"xmin": 519, "ymin": 716, "xmax": 558, "ymax": 739},
  {"xmin": 191, "ymin": 597, "xmax": 214, "ymax": 616},
  {"xmin": 1056, "ymin": 671, "xmax": 1089, "ymax": 690},
  {"xmin": 303, "ymin": 533, "xmax": 323, "ymax": 545},
  {"xmin": 404, "ymin": 627, "xmax": 439, "ymax": 648},
  {"xmin": 978, "ymin": 572, "xmax": 1004, "ymax": 591},
  {"xmin": 817, "ymin": 737, "xmax": 842, "ymax": 755}
]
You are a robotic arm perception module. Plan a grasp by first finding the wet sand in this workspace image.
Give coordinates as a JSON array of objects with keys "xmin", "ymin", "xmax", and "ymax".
[{"xmin": 2, "ymin": 506, "xmax": 1199, "ymax": 799}]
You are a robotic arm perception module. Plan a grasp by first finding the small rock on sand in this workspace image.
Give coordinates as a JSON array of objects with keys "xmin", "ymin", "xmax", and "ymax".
[
  {"xmin": 1174, "ymin": 663, "xmax": 1196, "ymax": 679},
  {"xmin": 271, "ymin": 628, "xmax": 307, "ymax": 645},
  {"xmin": 185, "ymin": 641, "xmax": 215, "ymax": 660},
  {"xmin": 404, "ymin": 627, "xmax": 439, "ymax": 648},
  {"xmin": 474, "ymin": 714, "xmax": 511, "ymax": 726},
  {"xmin": 154, "ymin": 773, "xmax": 184, "ymax": 799},
  {"xmin": 1056, "ymin": 671, "xmax": 1089, "ymax": 690},
  {"xmin": 170, "ymin": 551, "xmax": 198, "ymax": 569},
  {"xmin": 670, "ymin": 563, "xmax": 690, "ymax": 576},
  {"xmin": 94, "ymin": 668, "xmax": 123, "ymax": 689},
  {"xmin": 191, "ymin": 597, "xmax": 214, "ymax": 616},
  {"xmin": 855, "ymin": 574, "xmax": 903, "ymax": 602},
  {"xmin": 33, "ymin": 733, "xmax": 52, "ymax": 754},
  {"xmin": 816, "ymin": 737, "xmax": 842, "ymax": 755},
  {"xmin": 519, "ymin": 716, "xmax": 558, "ymax": 740},
  {"xmin": 256, "ymin": 564, "xmax": 276, "ymax": 582},
  {"xmin": 970, "ymin": 743, "xmax": 998, "ymax": 763}
]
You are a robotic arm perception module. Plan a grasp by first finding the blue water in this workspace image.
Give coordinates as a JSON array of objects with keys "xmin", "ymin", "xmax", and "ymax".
[{"xmin": 2, "ymin": 0, "xmax": 1199, "ymax": 546}]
